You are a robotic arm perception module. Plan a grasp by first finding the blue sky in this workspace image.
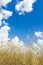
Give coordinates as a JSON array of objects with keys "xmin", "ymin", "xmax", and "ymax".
[
  {"xmin": 6, "ymin": 0, "xmax": 43, "ymax": 41},
  {"xmin": 0, "ymin": 0, "xmax": 43, "ymax": 52},
  {"xmin": 0, "ymin": 0, "xmax": 43, "ymax": 42}
]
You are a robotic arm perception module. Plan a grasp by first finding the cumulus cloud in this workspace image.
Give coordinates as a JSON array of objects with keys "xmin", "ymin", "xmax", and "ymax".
[
  {"xmin": 0, "ymin": 0, "xmax": 11, "ymax": 7},
  {"xmin": 15, "ymin": 0, "xmax": 36, "ymax": 15},
  {"xmin": 1, "ymin": 9, "xmax": 12, "ymax": 19},
  {"xmin": 0, "ymin": 25, "xmax": 10, "ymax": 41},
  {"xmin": 0, "ymin": 0, "xmax": 12, "ymax": 41},
  {"xmin": 11, "ymin": 36, "xmax": 27, "ymax": 53},
  {"xmin": 11, "ymin": 36, "xmax": 25, "ymax": 48},
  {"xmin": 0, "ymin": 9, "xmax": 12, "ymax": 26}
]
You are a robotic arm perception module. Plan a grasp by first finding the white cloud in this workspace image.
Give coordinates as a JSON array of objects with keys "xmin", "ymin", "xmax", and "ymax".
[
  {"xmin": 35, "ymin": 31, "xmax": 43, "ymax": 38},
  {"xmin": 0, "ymin": 21, "xmax": 2, "ymax": 26},
  {"xmin": 0, "ymin": 25, "xmax": 10, "ymax": 41},
  {"xmin": 37, "ymin": 39, "xmax": 43, "ymax": 48},
  {"xmin": 0, "ymin": 13, "xmax": 3, "ymax": 26},
  {"xmin": 11, "ymin": 36, "xmax": 25, "ymax": 48},
  {"xmin": 35, "ymin": 31, "xmax": 43, "ymax": 48},
  {"xmin": 0, "ymin": 13, "xmax": 3, "ymax": 20},
  {"xmin": 0, "ymin": 9, "xmax": 12, "ymax": 41},
  {"xmin": 15, "ymin": 0, "xmax": 36, "ymax": 15},
  {"xmin": 0, "ymin": 0, "xmax": 13, "ymax": 41},
  {"xmin": 2, "ymin": 9, "xmax": 12, "ymax": 19},
  {"xmin": 0, "ymin": 9, "xmax": 12, "ymax": 26},
  {"xmin": 0, "ymin": 0, "xmax": 11, "ymax": 7},
  {"xmin": 11, "ymin": 36, "xmax": 27, "ymax": 53},
  {"xmin": 0, "ymin": 0, "xmax": 12, "ymax": 26}
]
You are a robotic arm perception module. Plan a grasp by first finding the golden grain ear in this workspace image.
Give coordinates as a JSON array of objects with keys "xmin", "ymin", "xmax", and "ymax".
[{"xmin": 0, "ymin": 43, "xmax": 43, "ymax": 65}]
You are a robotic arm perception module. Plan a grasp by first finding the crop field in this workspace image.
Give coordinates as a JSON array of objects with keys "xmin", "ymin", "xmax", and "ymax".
[{"xmin": 0, "ymin": 41, "xmax": 43, "ymax": 65}]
